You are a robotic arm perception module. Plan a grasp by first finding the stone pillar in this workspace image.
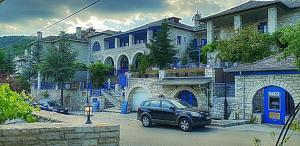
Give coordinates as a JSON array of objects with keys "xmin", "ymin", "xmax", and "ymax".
[
  {"xmin": 76, "ymin": 27, "xmax": 82, "ymax": 40},
  {"xmin": 115, "ymin": 37, "xmax": 120, "ymax": 48},
  {"xmin": 268, "ymin": 7, "xmax": 278, "ymax": 33},
  {"xmin": 37, "ymin": 71, "xmax": 41, "ymax": 90},
  {"xmin": 146, "ymin": 30, "xmax": 153, "ymax": 43},
  {"xmin": 207, "ymin": 21, "xmax": 214, "ymax": 43},
  {"xmin": 129, "ymin": 34, "xmax": 134, "ymax": 46},
  {"xmin": 234, "ymin": 15, "xmax": 242, "ymax": 32},
  {"xmin": 37, "ymin": 31, "xmax": 42, "ymax": 40},
  {"xmin": 159, "ymin": 70, "xmax": 166, "ymax": 79}
]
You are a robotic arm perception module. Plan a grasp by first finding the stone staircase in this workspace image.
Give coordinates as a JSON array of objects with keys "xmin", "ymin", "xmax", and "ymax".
[
  {"xmin": 102, "ymin": 89, "xmax": 124, "ymax": 112},
  {"xmin": 104, "ymin": 98, "xmax": 115, "ymax": 109}
]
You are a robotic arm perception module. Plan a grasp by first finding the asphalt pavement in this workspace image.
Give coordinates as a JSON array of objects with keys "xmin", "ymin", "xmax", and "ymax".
[{"xmin": 72, "ymin": 112, "xmax": 300, "ymax": 146}]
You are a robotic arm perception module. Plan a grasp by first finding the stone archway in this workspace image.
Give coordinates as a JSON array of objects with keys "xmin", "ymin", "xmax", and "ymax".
[
  {"xmin": 251, "ymin": 85, "xmax": 295, "ymax": 124},
  {"xmin": 234, "ymin": 77, "xmax": 300, "ymax": 122},
  {"xmin": 131, "ymin": 52, "xmax": 144, "ymax": 69},
  {"xmin": 126, "ymin": 85, "xmax": 153, "ymax": 112},
  {"xmin": 247, "ymin": 81, "xmax": 298, "ymax": 113},
  {"xmin": 171, "ymin": 86, "xmax": 202, "ymax": 108},
  {"xmin": 117, "ymin": 54, "xmax": 130, "ymax": 71}
]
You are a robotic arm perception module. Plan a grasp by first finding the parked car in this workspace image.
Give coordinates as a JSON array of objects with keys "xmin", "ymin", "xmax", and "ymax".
[
  {"xmin": 137, "ymin": 98, "xmax": 211, "ymax": 132},
  {"xmin": 33, "ymin": 99, "xmax": 69, "ymax": 114}
]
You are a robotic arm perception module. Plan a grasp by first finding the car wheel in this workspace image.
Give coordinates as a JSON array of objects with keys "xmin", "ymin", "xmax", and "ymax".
[
  {"xmin": 179, "ymin": 118, "xmax": 192, "ymax": 132},
  {"xmin": 141, "ymin": 115, "xmax": 152, "ymax": 127}
]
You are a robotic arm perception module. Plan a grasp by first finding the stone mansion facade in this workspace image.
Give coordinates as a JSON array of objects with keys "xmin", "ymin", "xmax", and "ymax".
[{"xmin": 26, "ymin": 0, "xmax": 300, "ymax": 125}]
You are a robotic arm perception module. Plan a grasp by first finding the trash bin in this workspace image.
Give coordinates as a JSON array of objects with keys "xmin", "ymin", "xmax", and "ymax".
[
  {"xmin": 92, "ymin": 98, "xmax": 100, "ymax": 112},
  {"xmin": 121, "ymin": 101, "xmax": 128, "ymax": 114}
]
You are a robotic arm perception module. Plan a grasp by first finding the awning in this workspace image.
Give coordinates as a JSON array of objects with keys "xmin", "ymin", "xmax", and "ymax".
[{"xmin": 155, "ymin": 77, "xmax": 212, "ymax": 86}]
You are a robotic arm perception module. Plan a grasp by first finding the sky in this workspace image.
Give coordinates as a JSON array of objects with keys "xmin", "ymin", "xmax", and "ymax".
[{"xmin": 0, "ymin": 0, "xmax": 249, "ymax": 37}]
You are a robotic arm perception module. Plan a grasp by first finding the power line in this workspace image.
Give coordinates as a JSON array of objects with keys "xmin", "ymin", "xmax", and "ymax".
[{"xmin": 2, "ymin": 0, "xmax": 103, "ymax": 49}]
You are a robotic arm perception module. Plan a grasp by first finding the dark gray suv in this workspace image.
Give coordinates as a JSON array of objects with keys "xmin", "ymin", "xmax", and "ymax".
[{"xmin": 137, "ymin": 98, "xmax": 211, "ymax": 132}]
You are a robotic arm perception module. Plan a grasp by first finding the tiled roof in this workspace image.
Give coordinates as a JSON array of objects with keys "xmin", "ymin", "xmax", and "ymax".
[
  {"xmin": 87, "ymin": 30, "xmax": 121, "ymax": 38},
  {"xmin": 224, "ymin": 55, "xmax": 298, "ymax": 72},
  {"xmin": 281, "ymin": 0, "xmax": 300, "ymax": 8},
  {"xmin": 107, "ymin": 17, "xmax": 195, "ymax": 38},
  {"xmin": 29, "ymin": 32, "xmax": 89, "ymax": 45},
  {"xmin": 200, "ymin": 0, "xmax": 293, "ymax": 22},
  {"xmin": 155, "ymin": 77, "xmax": 213, "ymax": 86}
]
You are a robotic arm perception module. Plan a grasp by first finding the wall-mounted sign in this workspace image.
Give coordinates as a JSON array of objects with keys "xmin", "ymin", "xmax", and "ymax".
[{"xmin": 269, "ymin": 112, "xmax": 280, "ymax": 120}]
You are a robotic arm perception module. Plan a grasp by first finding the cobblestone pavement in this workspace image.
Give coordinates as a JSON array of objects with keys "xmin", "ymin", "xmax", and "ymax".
[{"xmin": 68, "ymin": 112, "xmax": 300, "ymax": 146}]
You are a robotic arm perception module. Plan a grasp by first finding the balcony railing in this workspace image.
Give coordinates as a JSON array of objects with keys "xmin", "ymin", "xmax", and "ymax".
[{"xmin": 213, "ymin": 83, "xmax": 235, "ymax": 98}]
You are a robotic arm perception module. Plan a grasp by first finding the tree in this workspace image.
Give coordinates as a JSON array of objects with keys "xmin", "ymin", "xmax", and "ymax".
[
  {"xmin": 90, "ymin": 62, "xmax": 112, "ymax": 88},
  {"xmin": 0, "ymin": 49, "xmax": 13, "ymax": 74},
  {"xmin": 146, "ymin": 19, "xmax": 177, "ymax": 69},
  {"xmin": 40, "ymin": 37, "xmax": 77, "ymax": 106},
  {"xmin": 204, "ymin": 26, "xmax": 273, "ymax": 64},
  {"xmin": 138, "ymin": 55, "xmax": 150, "ymax": 74},
  {"xmin": 186, "ymin": 41, "xmax": 199, "ymax": 62},
  {"xmin": 0, "ymin": 84, "xmax": 37, "ymax": 124},
  {"xmin": 278, "ymin": 23, "xmax": 300, "ymax": 70}
]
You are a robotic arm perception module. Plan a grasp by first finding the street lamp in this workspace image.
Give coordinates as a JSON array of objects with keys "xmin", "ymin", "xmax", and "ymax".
[
  {"xmin": 84, "ymin": 103, "xmax": 93, "ymax": 124},
  {"xmin": 84, "ymin": 68, "xmax": 93, "ymax": 124}
]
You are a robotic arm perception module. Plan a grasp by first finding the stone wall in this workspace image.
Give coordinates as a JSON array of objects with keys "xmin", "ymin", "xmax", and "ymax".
[
  {"xmin": 125, "ymin": 78, "xmax": 209, "ymax": 112},
  {"xmin": 0, "ymin": 123, "xmax": 120, "ymax": 146},
  {"xmin": 30, "ymin": 89, "xmax": 87, "ymax": 111},
  {"xmin": 234, "ymin": 74, "xmax": 300, "ymax": 120}
]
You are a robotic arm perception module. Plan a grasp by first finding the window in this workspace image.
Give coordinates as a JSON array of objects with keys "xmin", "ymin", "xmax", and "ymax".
[
  {"xmin": 142, "ymin": 101, "xmax": 151, "ymax": 107},
  {"xmin": 150, "ymin": 100, "xmax": 161, "ymax": 108},
  {"xmin": 177, "ymin": 36, "xmax": 182, "ymax": 45},
  {"xmin": 183, "ymin": 37, "xmax": 187, "ymax": 43},
  {"xmin": 253, "ymin": 89, "xmax": 264, "ymax": 113},
  {"xmin": 258, "ymin": 22, "xmax": 268, "ymax": 33},
  {"xmin": 162, "ymin": 101, "xmax": 174, "ymax": 109},
  {"xmin": 92, "ymin": 41, "xmax": 101, "ymax": 51}
]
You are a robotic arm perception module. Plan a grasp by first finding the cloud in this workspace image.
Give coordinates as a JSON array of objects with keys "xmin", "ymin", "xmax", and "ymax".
[{"xmin": 0, "ymin": 0, "xmax": 248, "ymax": 36}]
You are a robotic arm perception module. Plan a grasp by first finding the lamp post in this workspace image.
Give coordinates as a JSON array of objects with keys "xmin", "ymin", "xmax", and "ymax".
[
  {"xmin": 84, "ymin": 103, "xmax": 93, "ymax": 124},
  {"xmin": 84, "ymin": 69, "xmax": 93, "ymax": 124}
]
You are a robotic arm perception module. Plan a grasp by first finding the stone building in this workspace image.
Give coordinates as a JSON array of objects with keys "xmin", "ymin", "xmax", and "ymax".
[
  {"xmin": 197, "ymin": 0, "xmax": 300, "ymax": 124},
  {"xmin": 89, "ymin": 17, "xmax": 205, "ymax": 74},
  {"xmin": 225, "ymin": 56, "xmax": 300, "ymax": 125}
]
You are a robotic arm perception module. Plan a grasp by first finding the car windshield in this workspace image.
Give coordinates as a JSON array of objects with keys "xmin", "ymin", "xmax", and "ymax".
[
  {"xmin": 169, "ymin": 99, "xmax": 192, "ymax": 109},
  {"xmin": 48, "ymin": 101, "xmax": 59, "ymax": 107}
]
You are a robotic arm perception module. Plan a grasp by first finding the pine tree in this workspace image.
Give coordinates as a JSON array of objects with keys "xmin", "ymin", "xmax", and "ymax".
[
  {"xmin": 40, "ymin": 36, "xmax": 77, "ymax": 106},
  {"xmin": 146, "ymin": 19, "xmax": 177, "ymax": 69}
]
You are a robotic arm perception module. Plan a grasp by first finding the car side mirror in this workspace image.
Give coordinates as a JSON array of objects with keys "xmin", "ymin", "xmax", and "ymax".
[{"xmin": 169, "ymin": 107, "xmax": 175, "ymax": 111}]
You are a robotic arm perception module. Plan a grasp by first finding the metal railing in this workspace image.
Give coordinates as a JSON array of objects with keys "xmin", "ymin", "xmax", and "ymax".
[{"xmin": 213, "ymin": 83, "xmax": 235, "ymax": 98}]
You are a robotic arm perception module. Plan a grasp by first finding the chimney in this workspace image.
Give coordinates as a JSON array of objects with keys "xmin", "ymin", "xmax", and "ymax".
[
  {"xmin": 193, "ymin": 10, "xmax": 202, "ymax": 27},
  {"xmin": 76, "ymin": 27, "xmax": 82, "ymax": 40},
  {"xmin": 37, "ymin": 31, "xmax": 42, "ymax": 40},
  {"xmin": 60, "ymin": 31, "xmax": 65, "ymax": 36}
]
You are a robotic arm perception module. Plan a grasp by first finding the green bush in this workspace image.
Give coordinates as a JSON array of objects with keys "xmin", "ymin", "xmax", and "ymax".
[{"xmin": 0, "ymin": 84, "xmax": 37, "ymax": 124}]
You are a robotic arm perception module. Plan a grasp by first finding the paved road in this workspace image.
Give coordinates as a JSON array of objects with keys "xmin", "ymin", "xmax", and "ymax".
[{"xmin": 72, "ymin": 112, "xmax": 300, "ymax": 146}]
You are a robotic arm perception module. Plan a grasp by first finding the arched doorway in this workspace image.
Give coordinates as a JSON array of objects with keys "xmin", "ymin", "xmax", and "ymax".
[
  {"xmin": 177, "ymin": 90, "xmax": 198, "ymax": 107},
  {"xmin": 253, "ymin": 86, "xmax": 295, "ymax": 125},
  {"xmin": 132, "ymin": 52, "xmax": 143, "ymax": 69},
  {"xmin": 104, "ymin": 57, "xmax": 114, "ymax": 67},
  {"xmin": 118, "ymin": 55, "xmax": 129, "ymax": 70},
  {"xmin": 130, "ymin": 87, "xmax": 152, "ymax": 112}
]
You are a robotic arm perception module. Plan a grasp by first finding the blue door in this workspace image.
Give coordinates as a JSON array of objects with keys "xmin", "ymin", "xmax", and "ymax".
[
  {"xmin": 178, "ymin": 90, "xmax": 198, "ymax": 107},
  {"xmin": 118, "ymin": 74, "xmax": 127, "ymax": 89},
  {"xmin": 263, "ymin": 86, "xmax": 286, "ymax": 125}
]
